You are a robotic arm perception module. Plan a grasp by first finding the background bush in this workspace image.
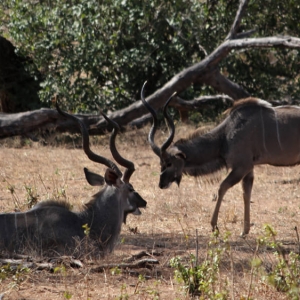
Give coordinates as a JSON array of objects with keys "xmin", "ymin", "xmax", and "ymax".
[{"xmin": 0, "ymin": 0, "xmax": 299, "ymax": 113}]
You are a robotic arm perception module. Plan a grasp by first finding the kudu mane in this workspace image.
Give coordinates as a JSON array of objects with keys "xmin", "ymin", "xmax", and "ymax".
[
  {"xmin": 226, "ymin": 97, "xmax": 272, "ymax": 113},
  {"xmin": 33, "ymin": 199, "xmax": 72, "ymax": 210},
  {"xmin": 175, "ymin": 126, "xmax": 214, "ymax": 144},
  {"xmin": 35, "ymin": 191, "xmax": 106, "ymax": 214}
]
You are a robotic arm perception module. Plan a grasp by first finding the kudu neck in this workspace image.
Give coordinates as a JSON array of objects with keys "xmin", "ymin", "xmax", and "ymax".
[
  {"xmin": 79, "ymin": 186, "xmax": 124, "ymax": 244},
  {"xmin": 176, "ymin": 131, "xmax": 222, "ymax": 164}
]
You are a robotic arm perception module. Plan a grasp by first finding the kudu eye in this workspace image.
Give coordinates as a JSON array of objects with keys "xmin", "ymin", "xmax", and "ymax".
[
  {"xmin": 166, "ymin": 162, "xmax": 172, "ymax": 168},
  {"xmin": 127, "ymin": 184, "xmax": 134, "ymax": 192}
]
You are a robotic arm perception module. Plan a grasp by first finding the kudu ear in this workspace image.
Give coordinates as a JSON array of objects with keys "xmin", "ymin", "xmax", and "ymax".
[
  {"xmin": 175, "ymin": 150, "xmax": 186, "ymax": 160},
  {"xmin": 104, "ymin": 168, "xmax": 121, "ymax": 186},
  {"xmin": 84, "ymin": 167, "xmax": 105, "ymax": 186}
]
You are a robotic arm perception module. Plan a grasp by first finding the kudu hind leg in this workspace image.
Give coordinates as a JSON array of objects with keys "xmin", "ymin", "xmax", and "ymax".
[
  {"xmin": 241, "ymin": 170, "xmax": 254, "ymax": 236},
  {"xmin": 211, "ymin": 168, "xmax": 249, "ymax": 232}
]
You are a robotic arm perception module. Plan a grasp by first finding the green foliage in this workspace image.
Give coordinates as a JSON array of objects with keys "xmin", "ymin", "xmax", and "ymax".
[
  {"xmin": 258, "ymin": 225, "xmax": 300, "ymax": 299},
  {"xmin": 63, "ymin": 291, "xmax": 73, "ymax": 300},
  {"xmin": 5, "ymin": 181, "xmax": 21, "ymax": 209},
  {"xmin": 54, "ymin": 264, "xmax": 73, "ymax": 299},
  {"xmin": 0, "ymin": 263, "xmax": 30, "ymax": 288},
  {"xmin": 225, "ymin": 0, "xmax": 300, "ymax": 101},
  {"xmin": 170, "ymin": 231, "xmax": 230, "ymax": 298},
  {"xmin": 1, "ymin": 0, "xmax": 209, "ymax": 112},
  {"xmin": 24, "ymin": 184, "xmax": 39, "ymax": 208},
  {"xmin": 82, "ymin": 223, "xmax": 90, "ymax": 236},
  {"xmin": 116, "ymin": 283, "xmax": 129, "ymax": 300},
  {"xmin": 171, "ymin": 226, "xmax": 300, "ymax": 299},
  {"xmin": 110, "ymin": 266, "xmax": 122, "ymax": 276},
  {"xmin": 1, "ymin": 0, "xmax": 299, "ymax": 113}
]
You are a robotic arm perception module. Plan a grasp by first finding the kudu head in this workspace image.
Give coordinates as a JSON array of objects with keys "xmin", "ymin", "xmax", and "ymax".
[
  {"xmin": 141, "ymin": 82, "xmax": 184, "ymax": 189},
  {"xmin": 56, "ymin": 102, "xmax": 146, "ymax": 223}
]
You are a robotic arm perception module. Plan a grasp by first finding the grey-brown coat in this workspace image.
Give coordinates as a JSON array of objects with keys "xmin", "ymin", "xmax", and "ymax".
[
  {"xmin": 0, "ymin": 106, "xmax": 146, "ymax": 255},
  {"xmin": 142, "ymin": 83, "xmax": 300, "ymax": 235}
]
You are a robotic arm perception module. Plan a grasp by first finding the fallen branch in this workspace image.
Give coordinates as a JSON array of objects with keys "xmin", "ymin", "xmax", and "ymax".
[
  {"xmin": 0, "ymin": 256, "xmax": 83, "ymax": 271},
  {"xmin": 90, "ymin": 258, "xmax": 159, "ymax": 273}
]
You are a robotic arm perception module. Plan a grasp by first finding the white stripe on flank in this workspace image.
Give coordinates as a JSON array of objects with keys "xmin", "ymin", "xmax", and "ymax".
[
  {"xmin": 14, "ymin": 214, "xmax": 17, "ymax": 232},
  {"xmin": 35, "ymin": 210, "xmax": 38, "ymax": 229},
  {"xmin": 260, "ymin": 108, "xmax": 267, "ymax": 152},
  {"xmin": 272, "ymin": 109, "xmax": 283, "ymax": 151}
]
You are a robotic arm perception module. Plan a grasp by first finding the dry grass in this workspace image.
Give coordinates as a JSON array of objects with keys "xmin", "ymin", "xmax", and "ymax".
[{"xmin": 0, "ymin": 124, "xmax": 299, "ymax": 299}]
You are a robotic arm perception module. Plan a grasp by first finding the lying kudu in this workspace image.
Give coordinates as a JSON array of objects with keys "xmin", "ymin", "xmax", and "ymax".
[
  {"xmin": 0, "ymin": 105, "xmax": 146, "ymax": 255},
  {"xmin": 141, "ymin": 83, "xmax": 300, "ymax": 235}
]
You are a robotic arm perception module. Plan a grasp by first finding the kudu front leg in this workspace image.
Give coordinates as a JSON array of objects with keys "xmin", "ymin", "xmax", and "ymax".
[
  {"xmin": 211, "ymin": 168, "xmax": 247, "ymax": 232},
  {"xmin": 241, "ymin": 170, "xmax": 254, "ymax": 236}
]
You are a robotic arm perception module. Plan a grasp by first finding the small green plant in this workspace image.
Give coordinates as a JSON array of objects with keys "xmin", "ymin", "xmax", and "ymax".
[
  {"xmin": 176, "ymin": 216, "xmax": 189, "ymax": 244},
  {"xmin": 54, "ymin": 264, "xmax": 67, "ymax": 276},
  {"xmin": 116, "ymin": 283, "xmax": 129, "ymax": 300},
  {"xmin": 24, "ymin": 184, "xmax": 39, "ymax": 208},
  {"xmin": 57, "ymin": 186, "xmax": 67, "ymax": 199},
  {"xmin": 24, "ymin": 139, "xmax": 32, "ymax": 147},
  {"xmin": 0, "ymin": 264, "xmax": 30, "ymax": 288},
  {"xmin": 6, "ymin": 181, "xmax": 21, "ymax": 209},
  {"xmin": 134, "ymin": 274, "xmax": 145, "ymax": 295},
  {"xmin": 82, "ymin": 223, "xmax": 90, "ymax": 237},
  {"xmin": 170, "ymin": 231, "xmax": 230, "ymax": 298},
  {"xmin": 146, "ymin": 280, "xmax": 161, "ymax": 299},
  {"xmin": 63, "ymin": 291, "xmax": 73, "ymax": 300},
  {"xmin": 278, "ymin": 206, "xmax": 288, "ymax": 214},
  {"xmin": 110, "ymin": 266, "xmax": 122, "ymax": 276},
  {"xmin": 54, "ymin": 265, "xmax": 73, "ymax": 299},
  {"xmin": 82, "ymin": 223, "xmax": 91, "ymax": 255},
  {"xmin": 259, "ymin": 224, "xmax": 300, "ymax": 299}
]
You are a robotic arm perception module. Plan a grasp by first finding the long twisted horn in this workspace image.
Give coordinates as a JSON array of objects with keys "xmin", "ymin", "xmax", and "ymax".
[
  {"xmin": 100, "ymin": 111, "xmax": 135, "ymax": 183},
  {"xmin": 140, "ymin": 81, "xmax": 161, "ymax": 158},
  {"xmin": 161, "ymin": 92, "xmax": 177, "ymax": 154},
  {"xmin": 56, "ymin": 101, "xmax": 122, "ymax": 177}
]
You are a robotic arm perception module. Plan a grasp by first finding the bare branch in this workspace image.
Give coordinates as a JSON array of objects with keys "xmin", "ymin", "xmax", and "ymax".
[
  {"xmin": 226, "ymin": 0, "xmax": 249, "ymax": 40},
  {"xmin": 170, "ymin": 95, "xmax": 233, "ymax": 111},
  {"xmin": 200, "ymin": 68, "xmax": 250, "ymax": 99},
  {"xmin": 91, "ymin": 258, "xmax": 159, "ymax": 273},
  {"xmin": 235, "ymin": 29, "xmax": 257, "ymax": 39}
]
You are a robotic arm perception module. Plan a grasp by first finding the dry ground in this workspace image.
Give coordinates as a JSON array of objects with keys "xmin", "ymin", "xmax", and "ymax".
[{"xmin": 0, "ymin": 124, "xmax": 300, "ymax": 299}]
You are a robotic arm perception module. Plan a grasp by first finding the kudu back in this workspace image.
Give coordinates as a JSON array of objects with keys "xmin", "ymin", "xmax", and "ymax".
[
  {"xmin": 0, "ymin": 105, "xmax": 146, "ymax": 256},
  {"xmin": 141, "ymin": 83, "xmax": 300, "ymax": 235}
]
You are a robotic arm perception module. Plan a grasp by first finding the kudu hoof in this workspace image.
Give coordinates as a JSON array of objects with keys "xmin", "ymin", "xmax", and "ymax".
[
  {"xmin": 240, "ymin": 232, "xmax": 248, "ymax": 239},
  {"xmin": 212, "ymin": 225, "xmax": 219, "ymax": 233},
  {"xmin": 241, "ymin": 223, "xmax": 254, "ymax": 237}
]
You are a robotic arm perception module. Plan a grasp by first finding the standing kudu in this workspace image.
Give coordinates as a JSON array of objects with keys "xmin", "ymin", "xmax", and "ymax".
[
  {"xmin": 141, "ymin": 82, "xmax": 300, "ymax": 235},
  {"xmin": 0, "ymin": 104, "xmax": 146, "ymax": 255}
]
